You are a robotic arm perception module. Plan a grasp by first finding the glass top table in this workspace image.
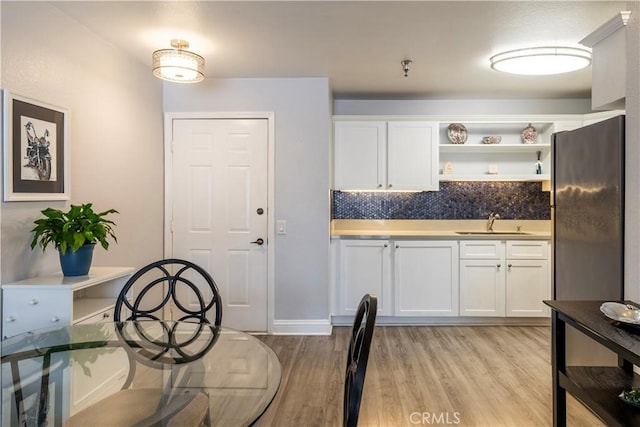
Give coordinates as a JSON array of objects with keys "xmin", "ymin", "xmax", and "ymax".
[{"xmin": 1, "ymin": 321, "xmax": 281, "ymax": 426}]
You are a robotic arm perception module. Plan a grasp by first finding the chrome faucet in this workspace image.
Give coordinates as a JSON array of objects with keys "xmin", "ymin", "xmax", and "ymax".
[{"xmin": 487, "ymin": 212, "xmax": 501, "ymax": 232}]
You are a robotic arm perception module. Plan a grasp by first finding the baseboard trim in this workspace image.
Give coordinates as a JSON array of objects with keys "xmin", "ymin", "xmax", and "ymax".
[
  {"xmin": 272, "ymin": 319, "xmax": 333, "ymax": 335},
  {"xmin": 332, "ymin": 315, "xmax": 550, "ymax": 327}
]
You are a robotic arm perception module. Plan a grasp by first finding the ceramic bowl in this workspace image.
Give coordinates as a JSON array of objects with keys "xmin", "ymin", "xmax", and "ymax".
[
  {"xmin": 447, "ymin": 123, "xmax": 468, "ymax": 144},
  {"xmin": 482, "ymin": 136, "xmax": 502, "ymax": 144}
]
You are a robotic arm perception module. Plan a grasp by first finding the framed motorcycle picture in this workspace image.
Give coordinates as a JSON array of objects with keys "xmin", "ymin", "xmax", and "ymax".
[{"xmin": 2, "ymin": 90, "xmax": 70, "ymax": 201}]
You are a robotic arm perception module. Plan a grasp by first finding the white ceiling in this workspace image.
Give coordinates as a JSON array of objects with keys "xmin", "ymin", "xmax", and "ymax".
[{"xmin": 53, "ymin": 1, "xmax": 628, "ymax": 99}]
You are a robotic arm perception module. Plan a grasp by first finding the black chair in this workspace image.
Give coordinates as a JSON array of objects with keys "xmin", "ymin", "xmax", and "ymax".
[
  {"xmin": 68, "ymin": 259, "xmax": 223, "ymax": 426},
  {"xmin": 344, "ymin": 294, "xmax": 377, "ymax": 427},
  {"xmin": 114, "ymin": 258, "xmax": 223, "ymax": 326},
  {"xmin": 66, "ymin": 321, "xmax": 219, "ymax": 427}
]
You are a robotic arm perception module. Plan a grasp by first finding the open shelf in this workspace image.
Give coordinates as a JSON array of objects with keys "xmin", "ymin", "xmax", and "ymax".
[
  {"xmin": 439, "ymin": 174, "xmax": 550, "ymax": 182},
  {"xmin": 561, "ymin": 366, "xmax": 640, "ymax": 427},
  {"xmin": 439, "ymin": 121, "xmax": 552, "ymax": 183},
  {"xmin": 440, "ymin": 143, "xmax": 550, "ymax": 153}
]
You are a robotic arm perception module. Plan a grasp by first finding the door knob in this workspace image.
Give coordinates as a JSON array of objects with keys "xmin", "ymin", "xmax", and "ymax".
[{"xmin": 251, "ymin": 238, "xmax": 265, "ymax": 246}]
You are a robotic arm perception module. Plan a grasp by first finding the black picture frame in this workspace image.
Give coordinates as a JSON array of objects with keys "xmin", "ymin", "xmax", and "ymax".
[{"xmin": 3, "ymin": 91, "xmax": 70, "ymax": 201}]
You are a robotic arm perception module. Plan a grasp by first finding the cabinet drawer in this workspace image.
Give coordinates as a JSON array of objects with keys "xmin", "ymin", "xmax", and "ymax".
[
  {"xmin": 77, "ymin": 307, "xmax": 115, "ymax": 324},
  {"xmin": 2, "ymin": 289, "xmax": 71, "ymax": 339},
  {"xmin": 460, "ymin": 241, "xmax": 505, "ymax": 259},
  {"xmin": 506, "ymin": 241, "xmax": 548, "ymax": 259}
]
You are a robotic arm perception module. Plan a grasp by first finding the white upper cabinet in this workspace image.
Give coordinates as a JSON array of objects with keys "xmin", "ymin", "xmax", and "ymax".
[
  {"xmin": 580, "ymin": 12, "xmax": 630, "ymax": 111},
  {"xmin": 334, "ymin": 114, "xmax": 621, "ymax": 185},
  {"xmin": 334, "ymin": 121, "xmax": 386, "ymax": 190},
  {"xmin": 387, "ymin": 122, "xmax": 439, "ymax": 190},
  {"xmin": 334, "ymin": 120, "xmax": 439, "ymax": 191}
]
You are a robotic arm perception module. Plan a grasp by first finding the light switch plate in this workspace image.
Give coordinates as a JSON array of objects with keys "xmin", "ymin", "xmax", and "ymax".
[{"xmin": 276, "ymin": 220, "xmax": 286, "ymax": 234}]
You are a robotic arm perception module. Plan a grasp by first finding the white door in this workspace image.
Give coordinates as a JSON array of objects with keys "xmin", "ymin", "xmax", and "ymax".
[{"xmin": 170, "ymin": 118, "xmax": 268, "ymax": 332}]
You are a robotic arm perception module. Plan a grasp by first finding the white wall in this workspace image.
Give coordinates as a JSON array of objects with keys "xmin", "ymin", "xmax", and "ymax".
[
  {"xmin": 334, "ymin": 98, "xmax": 593, "ymax": 116},
  {"xmin": 163, "ymin": 78, "xmax": 331, "ymax": 321},
  {"xmin": 1, "ymin": 2, "xmax": 165, "ymax": 283}
]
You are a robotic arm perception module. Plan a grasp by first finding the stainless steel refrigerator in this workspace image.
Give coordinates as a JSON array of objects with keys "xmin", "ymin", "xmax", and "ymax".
[
  {"xmin": 552, "ymin": 115, "xmax": 624, "ymax": 301},
  {"xmin": 552, "ymin": 115, "xmax": 625, "ymax": 365}
]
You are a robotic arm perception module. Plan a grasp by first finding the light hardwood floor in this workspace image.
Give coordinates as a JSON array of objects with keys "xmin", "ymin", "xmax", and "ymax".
[{"xmin": 256, "ymin": 326, "xmax": 603, "ymax": 427}]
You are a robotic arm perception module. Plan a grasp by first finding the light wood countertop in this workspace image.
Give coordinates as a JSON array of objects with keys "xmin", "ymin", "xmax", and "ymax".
[{"xmin": 331, "ymin": 219, "xmax": 551, "ymax": 240}]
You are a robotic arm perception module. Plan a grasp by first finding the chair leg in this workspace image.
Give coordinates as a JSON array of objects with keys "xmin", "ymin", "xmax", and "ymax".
[
  {"xmin": 10, "ymin": 360, "xmax": 25, "ymax": 426},
  {"xmin": 37, "ymin": 353, "xmax": 52, "ymax": 425}
]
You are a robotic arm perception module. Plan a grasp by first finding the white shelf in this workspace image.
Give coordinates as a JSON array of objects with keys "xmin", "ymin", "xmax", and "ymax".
[
  {"xmin": 2, "ymin": 267, "xmax": 134, "ymax": 339},
  {"xmin": 2, "ymin": 267, "xmax": 135, "ymax": 290},
  {"xmin": 439, "ymin": 174, "xmax": 550, "ymax": 182},
  {"xmin": 437, "ymin": 120, "xmax": 553, "ymax": 183},
  {"xmin": 440, "ymin": 144, "xmax": 550, "ymax": 153},
  {"xmin": 74, "ymin": 297, "xmax": 116, "ymax": 323}
]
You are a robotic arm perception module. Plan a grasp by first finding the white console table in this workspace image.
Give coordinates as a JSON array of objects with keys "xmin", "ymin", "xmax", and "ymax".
[{"xmin": 2, "ymin": 267, "xmax": 134, "ymax": 339}]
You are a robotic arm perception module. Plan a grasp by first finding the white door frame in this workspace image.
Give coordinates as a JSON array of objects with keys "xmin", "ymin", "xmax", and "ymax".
[{"xmin": 163, "ymin": 111, "xmax": 276, "ymax": 333}]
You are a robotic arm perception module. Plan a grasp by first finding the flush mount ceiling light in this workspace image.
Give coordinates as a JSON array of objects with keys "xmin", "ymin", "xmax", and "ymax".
[
  {"xmin": 490, "ymin": 46, "xmax": 591, "ymax": 75},
  {"xmin": 152, "ymin": 39, "xmax": 205, "ymax": 83}
]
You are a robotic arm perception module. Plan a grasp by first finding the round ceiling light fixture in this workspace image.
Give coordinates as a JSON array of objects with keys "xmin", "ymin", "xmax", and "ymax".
[
  {"xmin": 152, "ymin": 39, "xmax": 205, "ymax": 83},
  {"xmin": 490, "ymin": 46, "xmax": 591, "ymax": 75}
]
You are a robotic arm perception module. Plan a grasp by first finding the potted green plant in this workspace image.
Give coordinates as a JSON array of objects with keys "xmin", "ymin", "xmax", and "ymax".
[{"xmin": 30, "ymin": 203, "xmax": 118, "ymax": 276}]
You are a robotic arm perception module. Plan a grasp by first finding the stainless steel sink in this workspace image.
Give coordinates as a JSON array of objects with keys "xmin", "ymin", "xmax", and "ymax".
[{"xmin": 455, "ymin": 231, "xmax": 532, "ymax": 235}]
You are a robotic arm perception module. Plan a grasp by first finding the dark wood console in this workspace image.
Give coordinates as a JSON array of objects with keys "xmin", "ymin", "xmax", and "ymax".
[{"xmin": 545, "ymin": 300, "xmax": 640, "ymax": 427}]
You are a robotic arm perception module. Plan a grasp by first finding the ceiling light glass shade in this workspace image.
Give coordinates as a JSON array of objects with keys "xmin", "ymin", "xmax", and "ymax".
[
  {"xmin": 490, "ymin": 46, "xmax": 591, "ymax": 75},
  {"xmin": 152, "ymin": 40, "xmax": 205, "ymax": 83}
]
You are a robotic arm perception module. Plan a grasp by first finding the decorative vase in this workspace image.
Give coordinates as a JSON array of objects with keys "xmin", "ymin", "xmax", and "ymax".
[{"xmin": 59, "ymin": 244, "xmax": 95, "ymax": 276}]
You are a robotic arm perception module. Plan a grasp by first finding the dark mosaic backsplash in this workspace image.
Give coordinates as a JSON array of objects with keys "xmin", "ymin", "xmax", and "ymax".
[{"xmin": 332, "ymin": 182, "xmax": 551, "ymax": 220}]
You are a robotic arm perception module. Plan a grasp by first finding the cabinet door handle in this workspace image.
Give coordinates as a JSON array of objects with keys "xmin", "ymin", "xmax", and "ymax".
[
  {"xmin": 378, "ymin": 184, "xmax": 383, "ymax": 188},
  {"xmin": 497, "ymin": 264, "xmax": 501, "ymax": 270},
  {"xmin": 51, "ymin": 316, "xmax": 60, "ymax": 323},
  {"xmin": 6, "ymin": 316, "xmax": 16, "ymax": 322},
  {"xmin": 388, "ymin": 184, "xmax": 393, "ymax": 188},
  {"xmin": 508, "ymin": 263, "xmax": 513, "ymax": 270},
  {"xmin": 29, "ymin": 298, "xmax": 39, "ymax": 305},
  {"xmin": 383, "ymin": 244, "xmax": 388, "ymax": 248},
  {"xmin": 103, "ymin": 312, "xmax": 110, "ymax": 319}
]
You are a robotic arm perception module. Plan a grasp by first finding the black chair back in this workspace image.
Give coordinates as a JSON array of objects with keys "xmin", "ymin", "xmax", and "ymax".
[
  {"xmin": 114, "ymin": 258, "xmax": 222, "ymax": 326},
  {"xmin": 344, "ymin": 294, "xmax": 377, "ymax": 427}
]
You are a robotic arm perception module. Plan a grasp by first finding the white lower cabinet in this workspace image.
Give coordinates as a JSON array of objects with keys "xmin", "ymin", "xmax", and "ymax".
[
  {"xmin": 505, "ymin": 240, "xmax": 550, "ymax": 317},
  {"xmin": 336, "ymin": 239, "xmax": 393, "ymax": 316},
  {"xmin": 394, "ymin": 241, "xmax": 458, "ymax": 316},
  {"xmin": 459, "ymin": 240, "xmax": 550, "ymax": 317},
  {"xmin": 1, "ymin": 267, "xmax": 134, "ymax": 421},
  {"xmin": 333, "ymin": 238, "xmax": 550, "ymax": 320},
  {"xmin": 334, "ymin": 239, "xmax": 458, "ymax": 317},
  {"xmin": 459, "ymin": 241, "xmax": 506, "ymax": 316},
  {"xmin": 2, "ymin": 267, "xmax": 135, "ymax": 338},
  {"xmin": 460, "ymin": 258, "xmax": 506, "ymax": 316}
]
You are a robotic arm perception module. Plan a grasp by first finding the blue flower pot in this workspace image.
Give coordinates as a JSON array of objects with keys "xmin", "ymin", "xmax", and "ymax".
[{"xmin": 59, "ymin": 244, "xmax": 95, "ymax": 276}]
